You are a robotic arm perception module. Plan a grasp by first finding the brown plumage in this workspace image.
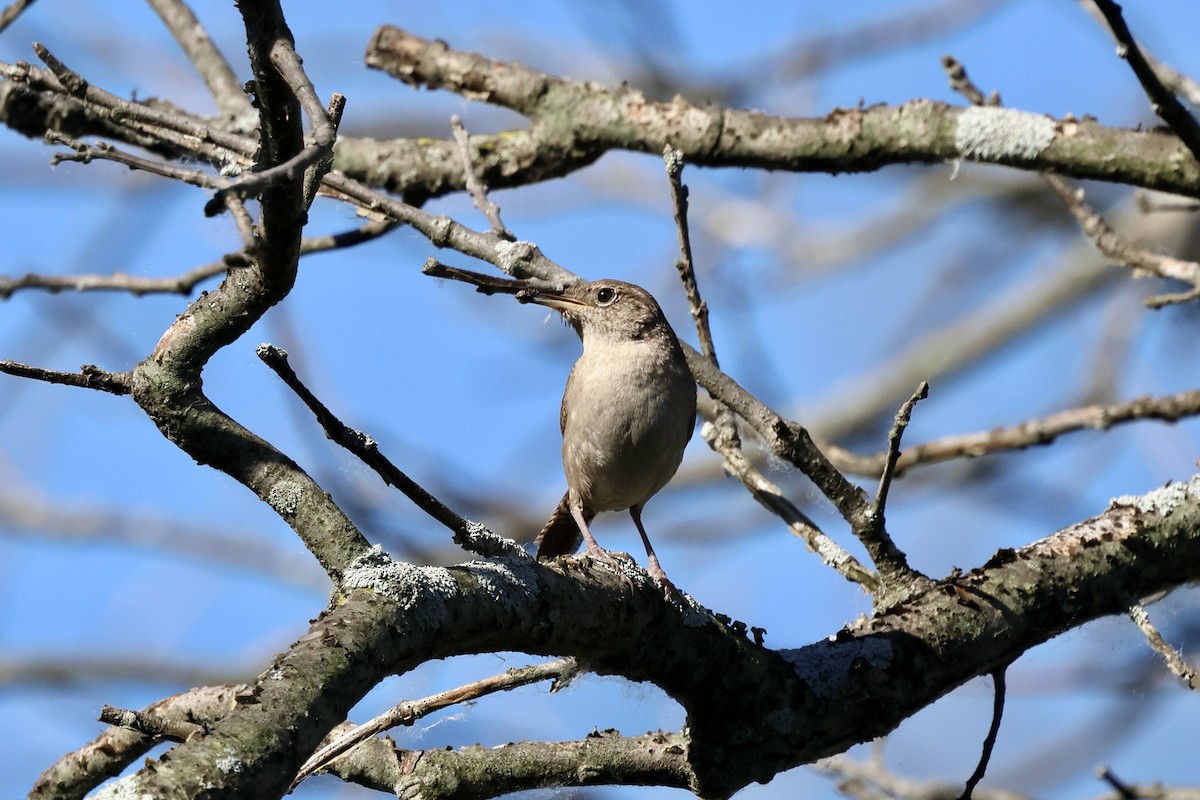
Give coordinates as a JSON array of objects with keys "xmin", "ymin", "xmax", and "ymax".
[{"xmin": 518, "ymin": 279, "xmax": 696, "ymax": 592}]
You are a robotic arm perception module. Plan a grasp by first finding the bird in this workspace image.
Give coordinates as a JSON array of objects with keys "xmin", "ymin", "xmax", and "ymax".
[{"xmin": 517, "ymin": 278, "xmax": 696, "ymax": 594}]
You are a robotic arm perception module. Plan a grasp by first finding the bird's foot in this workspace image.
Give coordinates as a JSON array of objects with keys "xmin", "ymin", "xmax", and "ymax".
[
  {"xmin": 646, "ymin": 554, "xmax": 681, "ymax": 602},
  {"xmin": 581, "ymin": 543, "xmax": 635, "ymax": 570}
]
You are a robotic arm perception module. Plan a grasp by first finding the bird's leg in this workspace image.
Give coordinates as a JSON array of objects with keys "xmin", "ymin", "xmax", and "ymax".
[
  {"xmin": 569, "ymin": 503, "xmax": 634, "ymax": 571},
  {"xmin": 630, "ymin": 505, "xmax": 679, "ymax": 599}
]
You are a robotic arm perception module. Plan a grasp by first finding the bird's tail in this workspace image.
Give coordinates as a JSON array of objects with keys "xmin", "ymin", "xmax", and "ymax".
[{"xmin": 535, "ymin": 493, "xmax": 590, "ymax": 559}]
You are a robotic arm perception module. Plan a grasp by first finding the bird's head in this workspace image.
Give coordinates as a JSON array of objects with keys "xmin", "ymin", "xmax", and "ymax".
[{"xmin": 517, "ymin": 279, "xmax": 670, "ymax": 343}]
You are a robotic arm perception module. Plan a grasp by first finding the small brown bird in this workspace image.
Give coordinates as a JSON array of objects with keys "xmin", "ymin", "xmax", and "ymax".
[{"xmin": 518, "ymin": 279, "xmax": 696, "ymax": 593}]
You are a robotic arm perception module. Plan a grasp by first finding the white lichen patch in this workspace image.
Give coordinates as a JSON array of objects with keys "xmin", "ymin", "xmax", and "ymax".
[
  {"xmin": 341, "ymin": 545, "xmax": 459, "ymax": 605},
  {"xmin": 468, "ymin": 559, "xmax": 539, "ymax": 612},
  {"xmin": 955, "ymin": 106, "xmax": 1055, "ymax": 161},
  {"xmin": 494, "ymin": 239, "xmax": 539, "ymax": 273},
  {"xmin": 215, "ymin": 756, "xmax": 244, "ymax": 774},
  {"xmin": 266, "ymin": 481, "xmax": 304, "ymax": 516},
  {"xmin": 1110, "ymin": 475, "xmax": 1200, "ymax": 516}
]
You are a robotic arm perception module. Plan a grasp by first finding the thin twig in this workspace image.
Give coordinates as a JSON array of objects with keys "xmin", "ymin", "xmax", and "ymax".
[
  {"xmin": 300, "ymin": 218, "xmax": 398, "ymax": 254},
  {"xmin": 700, "ymin": 418, "xmax": 879, "ymax": 592},
  {"xmin": 957, "ymin": 667, "xmax": 1007, "ymax": 800},
  {"xmin": 421, "ymin": 259, "xmax": 538, "ymax": 295},
  {"xmin": 1041, "ymin": 173, "xmax": 1200, "ymax": 301},
  {"xmin": 451, "ymin": 115, "xmax": 512, "ymax": 239},
  {"xmin": 0, "ymin": 0, "xmax": 36, "ymax": 36},
  {"xmin": 856, "ymin": 385, "xmax": 926, "ymax": 586},
  {"xmin": 45, "ymin": 131, "xmax": 230, "ymax": 190},
  {"xmin": 144, "ymin": 0, "xmax": 252, "ymax": 121},
  {"xmin": 1077, "ymin": 1, "xmax": 1200, "ymax": 106},
  {"xmin": 322, "ymin": 171, "xmax": 571, "ymax": 285},
  {"xmin": 0, "ymin": 261, "xmax": 229, "ymax": 298},
  {"xmin": 0, "ymin": 360, "xmax": 130, "ymax": 394},
  {"xmin": 1089, "ymin": 0, "xmax": 1200, "ymax": 163},
  {"xmin": 831, "ymin": 387, "xmax": 1200, "ymax": 478},
  {"xmin": 23, "ymin": 43, "xmax": 256, "ymax": 159},
  {"xmin": 1096, "ymin": 766, "xmax": 1139, "ymax": 800},
  {"xmin": 873, "ymin": 382, "xmax": 928, "ymax": 515},
  {"xmin": 0, "ymin": 221, "xmax": 395, "ymax": 299},
  {"xmin": 255, "ymin": 345, "xmax": 524, "ymax": 559},
  {"xmin": 943, "ymin": 54, "xmax": 1200, "ymax": 305},
  {"xmin": 664, "ymin": 147, "xmax": 717, "ymax": 361},
  {"xmin": 223, "ymin": 194, "xmax": 257, "ymax": 248},
  {"xmin": 302, "ymin": 92, "xmax": 346, "ymax": 210},
  {"xmin": 291, "ymin": 658, "xmax": 578, "ymax": 789},
  {"xmin": 1146, "ymin": 285, "xmax": 1200, "ymax": 309},
  {"xmin": 663, "ymin": 147, "xmax": 855, "ymax": 585},
  {"xmin": 1127, "ymin": 603, "xmax": 1198, "ymax": 690}
]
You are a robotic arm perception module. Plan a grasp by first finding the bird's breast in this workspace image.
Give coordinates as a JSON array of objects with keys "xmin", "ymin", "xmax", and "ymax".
[{"xmin": 559, "ymin": 340, "xmax": 695, "ymax": 511}]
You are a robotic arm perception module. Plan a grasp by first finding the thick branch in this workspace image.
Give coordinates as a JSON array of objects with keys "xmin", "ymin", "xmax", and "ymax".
[
  {"xmin": 363, "ymin": 27, "xmax": 1200, "ymax": 199},
  {"xmin": 87, "ymin": 476, "xmax": 1200, "ymax": 799}
]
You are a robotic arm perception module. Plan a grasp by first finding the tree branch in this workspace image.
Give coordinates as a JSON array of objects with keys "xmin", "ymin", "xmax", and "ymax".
[
  {"xmin": 145, "ymin": 0, "xmax": 253, "ymax": 122},
  {"xmin": 293, "ymin": 658, "xmax": 578, "ymax": 788},
  {"xmin": 831, "ymin": 388, "xmax": 1200, "ymax": 478},
  {"xmin": 87, "ymin": 476, "xmax": 1200, "ymax": 799},
  {"xmin": 1089, "ymin": 0, "xmax": 1200, "ymax": 163},
  {"xmin": 363, "ymin": 27, "xmax": 1200, "ymax": 199},
  {"xmin": 0, "ymin": 360, "xmax": 130, "ymax": 394},
  {"xmin": 255, "ymin": 344, "xmax": 524, "ymax": 559},
  {"xmin": 125, "ymin": 0, "xmax": 373, "ymax": 581}
]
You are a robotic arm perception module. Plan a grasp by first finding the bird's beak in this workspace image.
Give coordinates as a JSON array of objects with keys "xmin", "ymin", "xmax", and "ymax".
[{"xmin": 516, "ymin": 287, "xmax": 584, "ymax": 312}]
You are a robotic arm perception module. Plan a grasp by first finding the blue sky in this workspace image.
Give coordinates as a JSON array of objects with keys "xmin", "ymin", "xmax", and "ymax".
[{"xmin": 3, "ymin": 2, "xmax": 1200, "ymax": 798}]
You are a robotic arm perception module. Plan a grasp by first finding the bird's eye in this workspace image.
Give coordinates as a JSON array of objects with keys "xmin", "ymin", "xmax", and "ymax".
[{"xmin": 596, "ymin": 287, "xmax": 617, "ymax": 306}]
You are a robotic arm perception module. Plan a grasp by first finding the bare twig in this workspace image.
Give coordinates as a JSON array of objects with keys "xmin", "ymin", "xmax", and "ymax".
[
  {"xmin": 1145, "ymin": 286, "xmax": 1200, "ymax": 309},
  {"xmin": 144, "ymin": 0, "xmax": 253, "ymax": 121},
  {"xmin": 1096, "ymin": 766, "xmax": 1139, "ymax": 800},
  {"xmin": 421, "ymin": 259, "xmax": 537, "ymax": 295},
  {"xmin": 957, "ymin": 668, "xmax": 1007, "ymax": 800},
  {"xmin": 451, "ymin": 115, "xmax": 512, "ymax": 239},
  {"xmin": 255, "ymin": 344, "xmax": 524, "ymax": 558},
  {"xmin": 292, "ymin": 658, "xmax": 578, "ymax": 789},
  {"xmin": 0, "ymin": 260, "xmax": 229, "ymax": 298},
  {"xmin": 1089, "ymin": 0, "xmax": 1200, "ymax": 163},
  {"xmin": 31, "ymin": 685, "xmax": 246, "ymax": 799},
  {"xmin": 683, "ymin": 347, "xmax": 873, "ymax": 530},
  {"xmin": 1041, "ymin": 173, "xmax": 1200, "ymax": 301},
  {"xmin": 664, "ymin": 147, "xmax": 717, "ymax": 361},
  {"xmin": 299, "ymin": 218, "xmax": 398, "ymax": 254},
  {"xmin": 22, "ymin": 43, "xmax": 256, "ymax": 160},
  {"xmin": 323, "ymin": 171, "xmax": 573, "ymax": 285},
  {"xmin": 856, "ymin": 385, "xmax": 926, "ymax": 586},
  {"xmin": 1077, "ymin": 1, "xmax": 1200, "ymax": 106},
  {"xmin": 944, "ymin": 54, "xmax": 1200, "ymax": 305},
  {"xmin": 700, "ymin": 420, "xmax": 878, "ymax": 592},
  {"xmin": 204, "ymin": 34, "xmax": 337, "ymax": 215},
  {"xmin": 873, "ymin": 382, "xmax": 928, "ymax": 515},
  {"xmin": 0, "ymin": 0, "xmax": 36, "ymax": 36},
  {"xmin": 47, "ymin": 131, "xmax": 232, "ymax": 190},
  {"xmin": 1127, "ymin": 604, "xmax": 1198, "ymax": 690},
  {"xmin": 942, "ymin": 54, "xmax": 999, "ymax": 106},
  {"xmin": 664, "ymin": 147, "xmax": 854, "ymax": 584},
  {"xmin": 832, "ymin": 387, "xmax": 1200, "ymax": 478},
  {"xmin": 0, "ymin": 220, "xmax": 394, "ymax": 299},
  {"xmin": 822, "ymin": 750, "xmax": 1029, "ymax": 800},
  {"xmin": 0, "ymin": 360, "xmax": 130, "ymax": 394}
]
